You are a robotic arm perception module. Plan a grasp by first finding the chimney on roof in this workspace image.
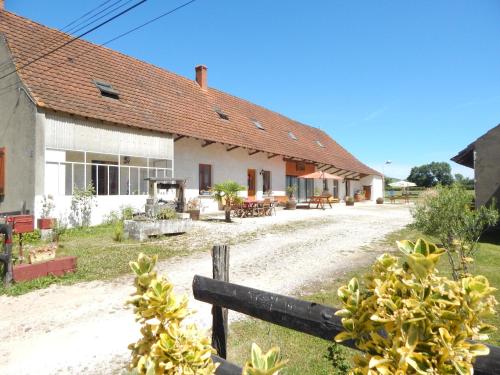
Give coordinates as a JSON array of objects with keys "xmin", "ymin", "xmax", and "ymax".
[{"xmin": 195, "ymin": 65, "xmax": 207, "ymax": 90}]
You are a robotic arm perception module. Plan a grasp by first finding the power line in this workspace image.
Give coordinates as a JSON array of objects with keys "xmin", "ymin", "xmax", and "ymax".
[
  {"xmin": 0, "ymin": 0, "xmax": 126, "ymax": 70},
  {"xmin": 0, "ymin": 0, "xmax": 198, "ymax": 96},
  {"xmin": 0, "ymin": 0, "xmax": 148, "ymax": 81},
  {"xmin": 59, "ymin": 0, "xmax": 122, "ymax": 33},
  {"xmin": 101, "ymin": 0, "xmax": 198, "ymax": 46}
]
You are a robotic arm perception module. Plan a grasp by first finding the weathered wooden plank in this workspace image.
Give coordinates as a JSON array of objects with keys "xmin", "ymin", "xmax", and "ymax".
[
  {"xmin": 193, "ymin": 275, "xmax": 356, "ymax": 349},
  {"xmin": 211, "ymin": 245, "xmax": 230, "ymax": 359},
  {"xmin": 213, "ymin": 355, "xmax": 241, "ymax": 375},
  {"xmin": 193, "ymin": 276, "xmax": 500, "ymax": 375}
]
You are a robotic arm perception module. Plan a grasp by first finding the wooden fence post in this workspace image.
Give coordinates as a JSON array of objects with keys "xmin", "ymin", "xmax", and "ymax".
[{"xmin": 211, "ymin": 245, "xmax": 230, "ymax": 359}]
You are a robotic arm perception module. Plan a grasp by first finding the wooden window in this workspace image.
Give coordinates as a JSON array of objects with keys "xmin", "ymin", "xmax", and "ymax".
[
  {"xmin": 262, "ymin": 170, "xmax": 271, "ymax": 193},
  {"xmin": 0, "ymin": 147, "xmax": 5, "ymax": 196},
  {"xmin": 199, "ymin": 164, "xmax": 212, "ymax": 195}
]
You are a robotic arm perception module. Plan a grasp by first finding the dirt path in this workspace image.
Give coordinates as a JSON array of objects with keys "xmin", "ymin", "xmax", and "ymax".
[{"xmin": 0, "ymin": 204, "xmax": 411, "ymax": 374}]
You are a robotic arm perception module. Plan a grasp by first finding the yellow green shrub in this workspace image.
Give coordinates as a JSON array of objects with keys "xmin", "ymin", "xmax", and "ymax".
[
  {"xmin": 335, "ymin": 239, "xmax": 497, "ymax": 374},
  {"xmin": 126, "ymin": 253, "xmax": 218, "ymax": 374},
  {"xmin": 243, "ymin": 343, "xmax": 288, "ymax": 375}
]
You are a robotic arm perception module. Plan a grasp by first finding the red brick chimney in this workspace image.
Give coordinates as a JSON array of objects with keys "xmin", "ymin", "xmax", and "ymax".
[{"xmin": 195, "ymin": 65, "xmax": 207, "ymax": 90}]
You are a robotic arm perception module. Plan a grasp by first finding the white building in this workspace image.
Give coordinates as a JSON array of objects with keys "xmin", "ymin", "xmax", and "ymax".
[{"xmin": 0, "ymin": 9, "xmax": 382, "ymax": 225}]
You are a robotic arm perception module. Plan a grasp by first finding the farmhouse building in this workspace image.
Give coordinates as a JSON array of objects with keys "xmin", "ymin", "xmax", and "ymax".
[
  {"xmin": 452, "ymin": 124, "xmax": 500, "ymax": 209},
  {"xmin": 0, "ymin": 9, "xmax": 382, "ymax": 224}
]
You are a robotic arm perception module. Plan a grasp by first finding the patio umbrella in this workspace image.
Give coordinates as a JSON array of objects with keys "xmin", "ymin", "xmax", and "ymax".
[
  {"xmin": 389, "ymin": 180, "xmax": 416, "ymax": 194},
  {"xmin": 389, "ymin": 181, "xmax": 416, "ymax": 188},
  {"xmin": 298, "ymin": 171, "xmax": 343, "ymax": 180}
]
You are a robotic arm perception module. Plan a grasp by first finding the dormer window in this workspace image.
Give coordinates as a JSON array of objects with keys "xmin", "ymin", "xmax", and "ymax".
[
  {"xmin": 288, "ymin": 131, "xmax": 298, "ymax": 140},
  {"xmin": 215, "ymin": 108, "xmax": 229, "ymax": 120},
  {"xmin": 252, "ymin": 119, "xmax": 265, "ymax": 130},
  {"xmin": 316, "ymin": 140, "xmax": 325, "ymax": 148},
  {"xmin": 94, "ymin": 80, "xmax": 119, "ymax": 99}
]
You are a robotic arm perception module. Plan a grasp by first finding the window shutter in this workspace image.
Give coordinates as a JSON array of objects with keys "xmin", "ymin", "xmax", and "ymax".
[{"xmin": 0, "ymin": 147, "xmax": 5, "ymax": 196}]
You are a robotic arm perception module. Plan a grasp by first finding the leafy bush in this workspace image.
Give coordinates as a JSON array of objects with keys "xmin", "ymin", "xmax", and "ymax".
[
  {"xmin": 40, "ymin": 194, "xmax": 55, "ymax": 218},
  {"xmin": 335, "ymin": 239, "xmax": 497, "ymax": 374},
  {"xmin": 126, "ymin": 253, "xmax": 218, "ymax": 374},
  {"xmin": 121, "ymin": 205, "xmax": 135, "ymax": 220},
  {"xmin": 155, "ymin": 207, "xmax": 177, "ymax": 220},
  {"xmin": 69, "ymin": 183, "xmax": 96, "ymax": 228},
  {"xmin": 243, "ymin": 343, "xmax": 287, "ymax": 375},
  {"xmin": 112, "ymin": 221, "xmax": 124, "ymax": 242},
  {"xmin": 103, "ymin": 210, "xmax": 121, "ymax": 225},
  {"xmin": 412, "ymin": 184, "xmax": 499, "ymax": 279},
  {"xmin": 324, "ymin": 343, "xmax": 350, "ymax": 375}
]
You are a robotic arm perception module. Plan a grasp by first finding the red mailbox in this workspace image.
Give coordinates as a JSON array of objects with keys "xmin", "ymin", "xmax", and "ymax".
[{"xmin": 6, "ymin": 215, "xmax": 34, "ymax": 234}]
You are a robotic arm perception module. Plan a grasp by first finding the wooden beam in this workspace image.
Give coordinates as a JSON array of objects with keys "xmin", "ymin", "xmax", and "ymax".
[
  {"xmin": 324, "ymin": 167, "xmax": 341, "ymax": 174},
  {"xmin": 202, "ymin": 141, "xmax": 215, "ymax": 148},
  {"xmin": 193, "ymin": 275, "xmax": 354, "ymax": 348},
  {"xmin": 211, "ymin": 245, "xmax": 230, "ymax": 359},
  {"xmin": 344, "ymin": 172, "xmax": 359, "ymax": 179},
  {"xmin": 194, "ymin": 276, "xmax": 500, "ymax": 375},
  {"xmin": 248, "ymin": 150, "xmax": 260, "ymax": 156},
  {"xmin": 174, "ymin": 135, "xmax": 185, "ymax": 142},
  {"xmin": 267, "ymin": 154, "xmax": 279, "ymax": 159},
  {"xmin": 212, "ymin": 355, "xmax": 241, "ymax": 375},
  {"xmin": 336, "ymin": 170, "xmax": 351, "ymax": 177},
  {"xmin": 316, "ymin": 164, "xmax": 326, "ymax": 169},
  {"xmin": 226, "ymin": 145, "xmax": 239, "ymax": 152}
]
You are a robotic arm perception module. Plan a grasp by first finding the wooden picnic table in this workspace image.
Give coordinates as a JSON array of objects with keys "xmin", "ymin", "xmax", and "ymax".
[
  {"xmin": 233, "ymin": 199, "xmax": 277, "ymax": 218},
  {"xmin": 389, "ymin": 195, "xmax": 410, "ymax": 204},
  {"xmin": 307, "ymin": 196, "xmax": 332, "ymax": 210}
]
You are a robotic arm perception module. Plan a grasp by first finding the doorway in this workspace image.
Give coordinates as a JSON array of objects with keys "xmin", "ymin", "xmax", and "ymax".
[
  {"xmin": 363, "ymin": 185, "xmax": 372, "ymax": 200},
  {"xmin": 247, "ymin": 169, "xmax": 256, "ymax": 200}
]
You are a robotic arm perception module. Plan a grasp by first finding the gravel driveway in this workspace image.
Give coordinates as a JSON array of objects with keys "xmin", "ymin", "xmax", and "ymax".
[{"xmin": 0, "ymin": 203, "xmax": 411, "ymax": 374}]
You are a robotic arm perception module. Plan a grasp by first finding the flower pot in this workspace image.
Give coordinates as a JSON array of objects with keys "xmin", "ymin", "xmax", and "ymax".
[
  {"xmin": 285, "ymin": 198, "xmax": 297, "ymax": 210},
  {"xmin": 354, "ymin": 193, "xmax": 364, "ymax": 202},
  {"xmin": 188, "ymin": 209, "xmax": 200, "ymax": 221},
  {"xmin": 345, "ymin": 201, "xmax": 354, "ymax": 206},
  {"xmin": 38, "ymin": 218, "xmax": 56, "ymax": 230},
  {"xmin": 376, "ymin": 197, "xmax": 384, "ymax": 204}
]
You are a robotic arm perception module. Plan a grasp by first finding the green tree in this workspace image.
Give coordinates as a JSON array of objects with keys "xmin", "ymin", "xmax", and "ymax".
[
  {"xmin": 211, "ymin": 180, "xmax": 245, "ymax": 222},
  {"xmin": 407, "ymin": 162, "xmax": 453, "ymax": 187},
  {"xmin": 411, "ymin": 184, "xmax": 499, "ymax": 279},
  {"xmin": 454, "ymin": 173, "xmax": 474, "ymax": 190}
]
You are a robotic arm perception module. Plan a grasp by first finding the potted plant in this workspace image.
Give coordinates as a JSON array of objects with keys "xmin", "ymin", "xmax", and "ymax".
[
  {"xmin": 38, "ymin": 195, "xmax": 56, "ymax": 230},
  {"xmin": 285, "ymin": 185, "xmax": 297, "ymax": 210},
  {"xmin": 345, "ymin": 196, "xmax": 354, "ymax": 206},
  {"xmin": 211, "ymin": 180, "xmax": 246, "ymax": 222},
  {"xmin": 186, "ymin": 198, "xmax": 201, "ymax": 221},
  {"xmin": 376, "ymin": 197, "xmax": 384, "ymax": 204},
  {"xmin": 354, "ymin": 190, "xmax": 364, "ymax": 202}
]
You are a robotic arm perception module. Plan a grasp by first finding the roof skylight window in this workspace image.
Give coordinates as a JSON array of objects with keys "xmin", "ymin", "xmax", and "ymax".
[
  {"xmin": 316, "ymin": 140, "xmax": 325, "ymax": 148},
  {"xmin": 288, "ymin": 131, "xmax": 298, "ymax": 140},
  {"xmin": 94, "ymin": 80, "xmax": 119, "ymax": 99},
  {"xmin": 215, "ymin": 108, "xmax": 229, "ymax": 120},
  {"xmin": 252, "ymin": 119, "xmax": 265, "ymax": 130}
]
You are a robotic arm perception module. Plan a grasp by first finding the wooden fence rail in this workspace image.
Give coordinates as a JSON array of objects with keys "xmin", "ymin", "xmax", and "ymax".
[{"xmin": 194, "ymin": 275, "xmax": 500, "ymax": 375}]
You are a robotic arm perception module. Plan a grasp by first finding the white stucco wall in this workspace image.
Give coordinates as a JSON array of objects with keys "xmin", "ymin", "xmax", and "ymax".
[
  {"xmin": 174, "ymin": 138, "xmax": 286, "ymax": 212},
  {"xmin": 360, "ymin": 175, "xmax": 384, "ymax": 201}
]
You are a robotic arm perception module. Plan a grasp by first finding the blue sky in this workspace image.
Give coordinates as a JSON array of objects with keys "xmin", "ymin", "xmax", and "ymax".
[{"xmin": 7, "ymin": 0, "xmax": 500, "ymax": 178}]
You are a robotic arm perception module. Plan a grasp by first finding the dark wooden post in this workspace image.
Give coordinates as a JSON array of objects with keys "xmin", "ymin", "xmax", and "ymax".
[{"xmin": 211, "ymin": 245, "xmax": 230, "ymax": 359}]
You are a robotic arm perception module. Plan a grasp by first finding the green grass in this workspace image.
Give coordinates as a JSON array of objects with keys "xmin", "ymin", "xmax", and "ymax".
[
  {"xmin": 0, "ymin": 215, "xmax": 338, "ymax": 296},
  {"xmin": 226, "ymin": 226, "xmax": 500, "ymax": 373}
]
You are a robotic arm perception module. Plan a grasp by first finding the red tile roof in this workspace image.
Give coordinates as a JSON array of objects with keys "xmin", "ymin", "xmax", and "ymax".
[{"xmin": 0, "ymin": 11, "xmax": 380, "ymax": 176}]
